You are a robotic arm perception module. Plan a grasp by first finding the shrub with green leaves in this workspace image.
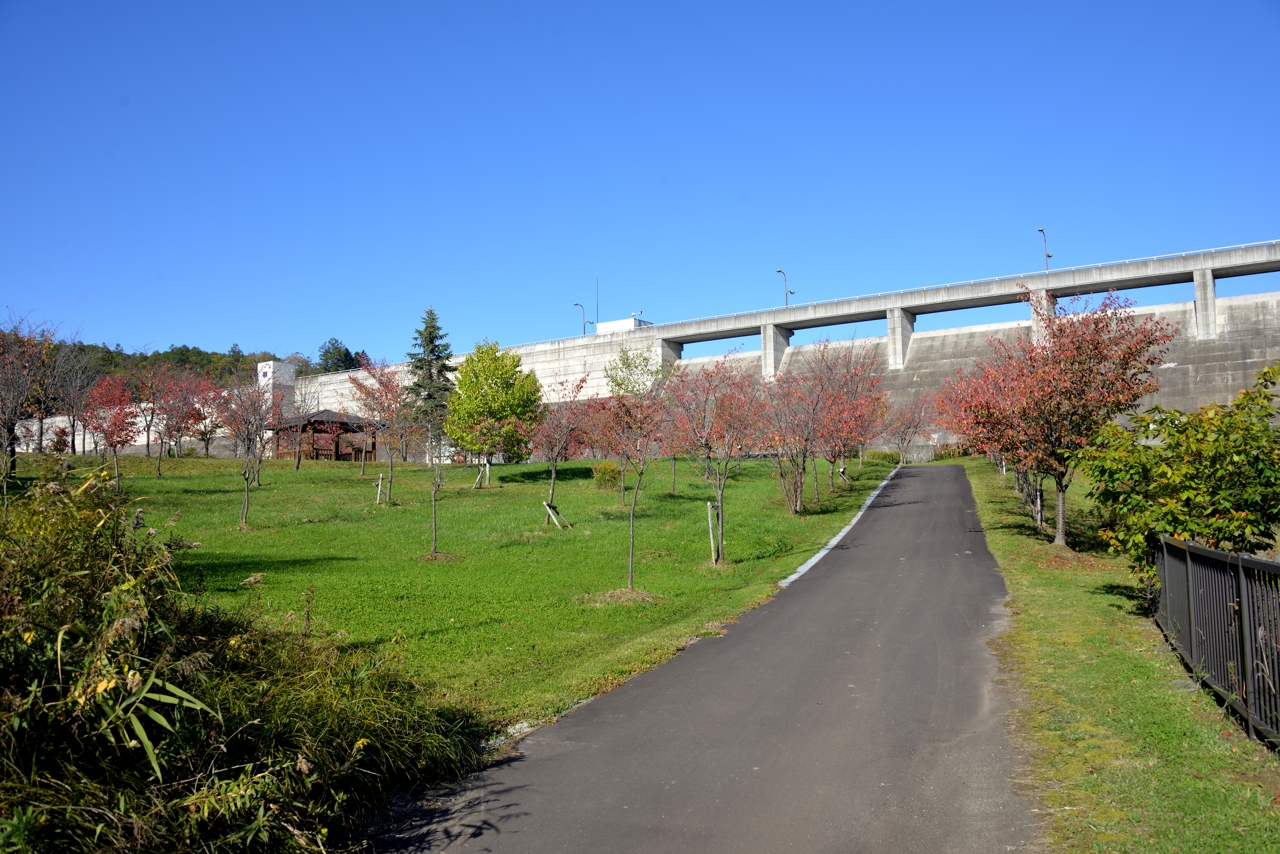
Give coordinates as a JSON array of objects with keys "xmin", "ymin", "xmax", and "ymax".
[
  {"xmin": 591, "ymin": 459, "xmax": 620, "ymax": 490},
  {"xmin": 0, "ymin": 468, "xmax": 488, "ymax": 852},
  {"xmin": 1080, "ymin": 363, "xmax": 1280, "ymax": 573}
]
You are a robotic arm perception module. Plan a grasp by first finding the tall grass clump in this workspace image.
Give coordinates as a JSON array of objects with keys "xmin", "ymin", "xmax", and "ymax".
[{"xmin": 0, "ymin": 466, "xmax": 488, "ymax": 853}]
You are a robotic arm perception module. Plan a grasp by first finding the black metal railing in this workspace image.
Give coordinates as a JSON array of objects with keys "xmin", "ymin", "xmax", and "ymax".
[{"xmin": 1156, "ymin": 536, "xmax": 1280, "ymax": 743}]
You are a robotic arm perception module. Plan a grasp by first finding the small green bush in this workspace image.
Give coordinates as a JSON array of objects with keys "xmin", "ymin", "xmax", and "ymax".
[
  {"xmin": 0, "ymin": 467, "xmax": 488, "ymax": 853},
  {"xmin": 863, "ymin": 449, "xmax": 899, "ymax": 464},
  {"xmin": 592, "ymin": 460, "xmax": 620, "ymax": 490},
  {"xmin": 1081, "ymin": 362, "xmax": 1280, "ymax": 569}
]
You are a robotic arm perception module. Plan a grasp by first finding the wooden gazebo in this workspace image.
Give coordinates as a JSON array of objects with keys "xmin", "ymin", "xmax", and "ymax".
[{"xmin": 272, "ymin": 410, "xmax": 375, "ymax": 462}]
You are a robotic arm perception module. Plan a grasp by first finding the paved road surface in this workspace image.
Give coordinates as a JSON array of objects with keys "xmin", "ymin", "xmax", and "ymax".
[{"xmin": 371, "ymin": 465, "xmax": 1040, "ymax": 853}]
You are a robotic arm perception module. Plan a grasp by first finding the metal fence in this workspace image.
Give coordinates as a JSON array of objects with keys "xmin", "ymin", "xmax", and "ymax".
[{"xmin": 1156, "ymin": 536, "xmax": 1280, "ymax": 743}]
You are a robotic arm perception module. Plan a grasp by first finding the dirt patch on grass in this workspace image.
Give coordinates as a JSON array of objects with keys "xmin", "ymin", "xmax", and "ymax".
[
  {"xmin": 416, "ymin": 552, "xmax": 461, "ymax": 562},
  {"xmin": 575, "ymin": 589, "xmax": 664, "ymax": 606}
]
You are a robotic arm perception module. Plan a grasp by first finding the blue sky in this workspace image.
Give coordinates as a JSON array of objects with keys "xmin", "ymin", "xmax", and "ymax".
[{"xmin": 2, "ymin": 1, "xmax": 1277, "ymax": 362}]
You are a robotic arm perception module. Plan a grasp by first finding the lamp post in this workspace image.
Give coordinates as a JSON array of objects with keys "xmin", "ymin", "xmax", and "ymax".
[
  {"xmin": 1037, "ymin": 228, "xmax": 1053, "ymax": 273},
  {"xmin": 573, "ymin": 302, "xmax": 590, "ymax": 337},
  {"xmin": 776, "ymin": 269, "xmax": 794, "ymax": 306}
]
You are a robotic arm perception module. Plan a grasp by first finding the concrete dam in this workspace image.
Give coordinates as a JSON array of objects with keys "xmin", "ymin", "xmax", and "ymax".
[{"xmin": 282, "ymin": 240, "xmax": 1280, "ymax": 418}]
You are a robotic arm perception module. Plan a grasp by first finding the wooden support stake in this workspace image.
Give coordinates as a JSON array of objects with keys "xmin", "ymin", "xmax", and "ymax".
[
  {"xmin": 543, "ymin": 502, "xmax": 564, "ymax": 530},
  {"xmin": 707, "ymin": 502, "xmax": 718, "ymax": 565},
  {"xmin": 376, "ymin": 473, "xmax": 383, "ymax": 504}
]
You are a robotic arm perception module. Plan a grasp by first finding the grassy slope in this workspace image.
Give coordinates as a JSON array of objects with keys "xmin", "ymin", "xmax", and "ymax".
[
  {"xmin": 960, "ymin": 456, "xmax": 1280, "ymax": 852},
  {"xmin": 91, "ymin": 454, "xmax": 892, "ymax": 725}
]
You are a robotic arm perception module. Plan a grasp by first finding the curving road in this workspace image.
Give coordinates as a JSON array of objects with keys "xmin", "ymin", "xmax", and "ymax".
[{"xmin": 371, "ymin": 465, "xmax": 1041, "ymax": 853}]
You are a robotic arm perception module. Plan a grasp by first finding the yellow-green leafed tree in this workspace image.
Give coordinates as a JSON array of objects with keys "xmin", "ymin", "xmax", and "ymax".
[{"xmin": 444, "ymin": 341, "xmax": 543, "ymax": 483}]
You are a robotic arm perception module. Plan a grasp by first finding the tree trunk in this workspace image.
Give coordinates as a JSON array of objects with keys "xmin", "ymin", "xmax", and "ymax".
[
  {"xmin": 36, "ymin": 416, "xmax": 44, "ymax": 453},
  {"xmin": 1054, "ymin": 479, "xmax": 1068, "ymax": 546},
  {"xmin": 112, "ymin": 448, "xmax": 120, "ymax": 493},
  {"xmin": 627, "ymin": 478, "xmax": 640, "ymax": 589},
  {"xmin": 545, "ymin": 462, "xmax": 558, "ymax": 525},
  {"xmin": 813, "ymin": 457, "xmax": 820, "ymax": 503},
  {"xmin": 360, "ymin": 441, "xmax": 367, "ymax": 476},
  {"xmin": 716, "ymin": 482, "xmax": 726, "ymax": 565},
  {"xmin": 241, "ymin": 470, "xmax": 251, "ymax": 525},
  {"xmin": 294, "ymin": 430, "xmax": 302, "ymax": 471},
  {"xmin": 828, "ymin": 458, "xmax": 835, "ymax": 493},
  {"xmin": 431, "ymin": 475, "xmax": 440, "ymax": 554},
  {"xmin": 155, "ymin": 441, "xmax": 163, "ymax": 477},
  {"xmin": 619, "ymin": 459, "xmax": 626, "ymax": 507},
  {"xmin": 387, "ymin": 454, "xmax": 394, "ymax": 503},
  {"xmin": 671, "ymin": 456, "xmax": 676, "ymax": 493},
  {"xmin": 707, "ymin": 501, "xmax": 718, "ymax": 564},
  {"xmin": 70, "ymin": 415, "xmax": 77, "ymax": 455}
]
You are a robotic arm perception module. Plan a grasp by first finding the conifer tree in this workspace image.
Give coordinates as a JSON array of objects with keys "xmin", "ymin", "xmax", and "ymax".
[{"xmin": 405, "ymin": 308, "xmax": 456, "ymax": 462}]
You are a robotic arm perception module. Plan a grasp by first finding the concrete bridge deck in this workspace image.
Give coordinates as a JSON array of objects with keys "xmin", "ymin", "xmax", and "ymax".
[{"xmin": 267, "ymin": 239, "xmax": 1280, "ymax": 427}]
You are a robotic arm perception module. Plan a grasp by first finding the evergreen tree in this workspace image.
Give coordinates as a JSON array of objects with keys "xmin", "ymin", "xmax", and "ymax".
[
  {"xmin": 316, "ymin": 338, "xmax": 359, "ymax": 373},
  {"xmin": 405, "ymin": 309, "xmax": 456, "ymax": 461}
]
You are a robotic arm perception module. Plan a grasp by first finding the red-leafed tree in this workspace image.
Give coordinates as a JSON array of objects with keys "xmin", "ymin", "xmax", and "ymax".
[
  {"xmin": 152, "ymin": 372, "xmax": 214, "ymax": 476},
  {"xmin": 529, "ymin": 374, "xmax": 590, "ymax": 527},
  {"xmin": 938, "ymin": 289, "xmax": 1177, "ymax": 546},
  {"xmin": 133, "ymin": 364, "xmax": 175, "ymax": 458},
  {"xmin": 592, "ymin": 351, "xmax": 671, "ymax": 590},
  {"xmin": 758, "ymin": 340, "xmax": 848, "ymax": 514},
  {"xmin": 218, "ymin": 377, "xmax": 280, "ymax": 525},
  {"xmin": 82, "ymin": 375, "xmax": 140, "ymax": 491},
  {"xmin": 348, "ymin": 355, "xmax": 409, "ymax": 503},
  {"xmin": 814, "ymin": 341, "xmax": 885, "ymax": 491},
  {"xmin": 666, "ymin": 356, "xmax": 762, "ymax": 563},
  {"xmin": 883, "ymin": 393, "xmax": 935, "ymax": 466}
]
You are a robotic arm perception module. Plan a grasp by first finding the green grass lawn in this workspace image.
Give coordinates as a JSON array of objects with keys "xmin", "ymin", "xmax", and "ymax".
[
  {"xmin": 960, "ymin": 456, "xmax": 1280, "ymax": 852},
  {"xmin": 76, "ymin": 453, "xmax": 893, "ymax": 726}
]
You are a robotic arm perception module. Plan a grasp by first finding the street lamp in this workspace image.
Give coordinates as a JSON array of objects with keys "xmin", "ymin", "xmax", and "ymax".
[
  {"xmin": 1037, "ymin": 228, "xmax": 1053, "ymax": 273},
  {"xmin": 776, "ymin": 269, "xmax": 794, "ymax": 306},
  {"xmin": 573, "ymin": 302, "xmax": 593, "ymax": 337}
]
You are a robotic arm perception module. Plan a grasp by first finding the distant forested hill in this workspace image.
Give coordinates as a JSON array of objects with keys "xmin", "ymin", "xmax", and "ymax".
[{"xmin": 77, "ymin": 342, "xmax": 281, "ymax": 382}]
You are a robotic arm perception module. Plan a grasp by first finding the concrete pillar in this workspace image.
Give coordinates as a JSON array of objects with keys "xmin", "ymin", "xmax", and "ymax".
[
  {"xmin": 761, "ymin": 324, "xmax": 793, "ymax": 378},
  {"xmin": 1028, "ymin": 289, "xmax": 1057, "ymax": 342},
  {"xmin": 655, "ymin": 338, "xmax": 684, "ymax": 366},
  {"xmin": 886, "ymin": 307, "xmax": 916, "ymax": 370},
  {"xmin": 1194, "ymin": 268, "xmax": 1217, "ymax": 339}
]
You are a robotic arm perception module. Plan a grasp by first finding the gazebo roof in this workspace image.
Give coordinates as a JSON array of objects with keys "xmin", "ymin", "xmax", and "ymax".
[{"xmin": 275, "ymin": 409, "xmax": 365, "ymax": 429}]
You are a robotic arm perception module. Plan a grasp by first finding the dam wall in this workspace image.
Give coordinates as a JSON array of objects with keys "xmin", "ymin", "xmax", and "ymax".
[{"xmin": 286, "ymin": 290, "xmax": 1280, "ymax": 420}]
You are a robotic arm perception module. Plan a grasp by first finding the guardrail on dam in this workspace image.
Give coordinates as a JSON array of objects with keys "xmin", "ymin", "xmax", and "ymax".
[{"xmin": 286, "ymin": 240, "xmax": 1280, "ymax": 416}]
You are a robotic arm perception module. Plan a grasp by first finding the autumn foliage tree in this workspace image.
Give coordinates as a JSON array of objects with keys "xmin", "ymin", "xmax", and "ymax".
[
  {"xmin": 758, "ymin": 340, "xmax": 875, "ymax": 514},
  {"xmin": 152, "ymin": 372, "xmax": 214, "ymax": 476},
  {"xmin": 595, "ymin": 352, "xmax": 670, "ymax": 590},
  {"xmin": 666, "ymin": 356, "xmax": 761, "ymax": 563},
  {"xmin": 132, "ymin": 364, "xmax": 175, "ymax": 458},
  {"xmin": 218, "ymin": 376, "xmax": 279, "ymax": 526},
  {"xmin": 348, "ymin": 356, "xmax": 410, "ymax": 503},
  {"xmin": 529, "ymin": 375, "xmax": 589, "ymax": 526},
  {"xmin": 813, "ymin": 342, "xmax": 885, "ymax": 489},
  {"xmin": 0, "ymin": 319, "xmax": 44, "ymax": 492},
  {"xmin": 81, "ymin": 375, "xmax": 140, "ymax": 491},
  {"xmin": 883, "ymin": 394, "xmax": 935, "ymax": 465},
  {"xmin": 938, "ymin": 290, "xmax": 1177, "ymax": 546}
]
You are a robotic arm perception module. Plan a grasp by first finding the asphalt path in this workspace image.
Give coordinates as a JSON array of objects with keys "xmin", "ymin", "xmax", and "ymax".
[{"xmin": 371, "ymin": 464, "xmax": 1040, "ymax": 853}]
